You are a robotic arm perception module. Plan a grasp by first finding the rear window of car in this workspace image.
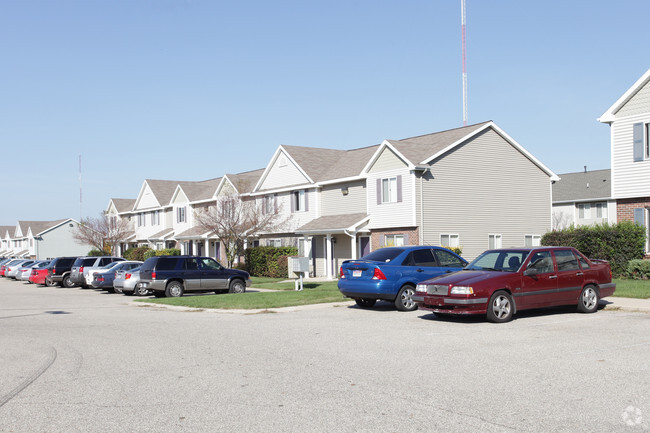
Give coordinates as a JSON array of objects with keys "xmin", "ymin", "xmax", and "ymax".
[
  {"xmin": 361, "ymin": 248, "xmax": 405, "ymax": 263},
  {"xmin": 83, "ymin": 258, "xmax": 97, "ymax": 266},
  {"xmin": 60, "ymin": 258, "xmax": 75, "ymax": 267},
  {"xmin": 156, "ymin": 257, "xmax": 179, "ymax": 271}
]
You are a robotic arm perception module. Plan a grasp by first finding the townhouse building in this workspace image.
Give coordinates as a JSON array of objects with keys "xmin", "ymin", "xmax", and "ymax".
[
  {"xmin": 0, "ymin": 219, "xmax": 88, "ymax": 259},
  {"xmin": 599, "ymin": 68, "xmax": 650, "ymax": 250},
  {"xmin": 102, "ymin": 121, "xmax": 557, "ymax": 278},
  {"xmin": 551, "ymin": 169, "xmax": 616, "ymax": 230}
]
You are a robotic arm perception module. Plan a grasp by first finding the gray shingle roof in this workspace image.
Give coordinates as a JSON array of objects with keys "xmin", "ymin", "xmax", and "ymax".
[
  {"xmin": 175, "ymin": 227, "xmax": 210, "ymax": 238},
  {"xmin": 145, "ymin": 179, "xmax": 186, "ymax": 206},
  {"xmin": 177, "ymin": 178, "xmax": 222, "ymax": 202},
  {"xmin": 552, "ymin": 169, "xmax": 611, "ymax": 202},
  {"xmin": 17, "ymin": 219, "xmax": 69, "ymax": 237},
  {"xmin": 296, "ymin": 213, "xmax": 368, "ymax": 232},
  {"xmin": 226, "ymin": 169, "xmax": 265, "ymax": 194},
  {"xmin": 111, "ymin": 199, "xmax": 136, "ymax": 213}
]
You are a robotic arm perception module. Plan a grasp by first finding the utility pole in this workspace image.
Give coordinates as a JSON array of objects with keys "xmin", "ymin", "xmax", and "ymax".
[{"xmin": 461, "ymin": 0, "xmax": 468, "ymax": 126}]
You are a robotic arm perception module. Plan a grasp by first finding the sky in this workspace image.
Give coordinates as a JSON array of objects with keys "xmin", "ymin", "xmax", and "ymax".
[{"xmin": 1, "ymin": 0, "xmax": 649, "ymax": 225}]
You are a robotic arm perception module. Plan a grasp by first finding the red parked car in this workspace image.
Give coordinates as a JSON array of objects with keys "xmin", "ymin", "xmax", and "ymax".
[
  {"xmin": 412, "ymin": 247, "xmax": 616, "ymax": 323},
  {"xmin": 29, "ymin": 263, "xmax": 51, "ymax": 285}
]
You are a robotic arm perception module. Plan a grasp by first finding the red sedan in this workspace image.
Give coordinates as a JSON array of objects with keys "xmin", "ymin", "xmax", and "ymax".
[
  {"xmin": 412, "ymin": 247, "xmax": 616, "ymax": 323},
  {"xmin": 29, "ymin": 264, "xmax": 51, "ymax": 285}
]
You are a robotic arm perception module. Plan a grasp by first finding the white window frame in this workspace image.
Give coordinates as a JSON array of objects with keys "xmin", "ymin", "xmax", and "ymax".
[
  {"xmin": 440, "ymin": 233, "xmax": 460, "ymax": 248},
  {"xmin": 177, "ymin": 206, "xmax": 186, "ymax": 223},
  {"xmin": 294, "ymin": 190, "xmax": 306, "ymax": 212},
  {"xmin": 578, "ymin": 204, "xmax": 591, "ymax": 219},
  {"xmin": 137, "ymin": 213, "xmax": 145, "ymax": 227},
  {"xmin": 488, "ymin": 234, "xmax": 502, "ymax": 249},
  {"xmin": 268, "ymin": 239, "xmax": 282, "ymax": 247},
  {"xmin": 524, "ymin": 234, "xmax": 541, "ymax": 247},
  {"xmin": 595, "ymin": 202, "xmax": 606, "ymax": 219},
  {"xmin": 381, "ymin": 177, "xmax": 397, "ymax": 203},
  {"xmin": 384, "ymin": 234, "xmax": 404, "ymax": 247},
  {"xmin": 264, "ymin": 195, "xmax": 274, "ymax": 214}
]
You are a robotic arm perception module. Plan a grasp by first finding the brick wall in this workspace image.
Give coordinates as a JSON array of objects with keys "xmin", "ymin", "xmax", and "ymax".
[
  {"xmin": 617, "ymin": 197, "xmax": 650, "ymax": 222},
  {"xmin": 371, "ymin": 227, "xmax": 419, "ymax": 250}
]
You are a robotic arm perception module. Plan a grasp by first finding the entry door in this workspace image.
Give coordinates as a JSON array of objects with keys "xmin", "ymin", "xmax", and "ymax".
[{"xmin": 359, "ymin": 237, "xmax": 370, "ymax": 258}]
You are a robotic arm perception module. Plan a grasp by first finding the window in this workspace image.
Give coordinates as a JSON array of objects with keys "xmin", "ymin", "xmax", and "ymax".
[
  {"xmin": 524, "ymin": 235, "xmax": 541, "ymax": 247},
  {"xmin": 555, "ymin": 250, "xmax": 580, "ymax": 271},
  {"xmin": 440, "ymin": 234, "xmax": 459, "ymax": 248},
  {"xmin": 269, "ymin": 239, "xmax": 282, "ymax": 247},
  {"xmin": 402, "ymin": 249, "xmax": 436, "ymax": 267},
  {"xmin": 382, "ymin": 177, "xmax": 397, "ymax": 203},
  {"xmin": 264, "ymin": 195, "xmax": 274, "ymax": 215},
  {"xmin": 137, "ymin": 213, "xmax": 145, "ymax": 227},
  {"xmin": 151, "ymin": 210, "xmax": 160, "ymax": 226},
  {"xmin": 596, "ymin": 203, "xmax": 606, "ymax": 219},
  {"xmin": 433, "ymin": 249, "xmax": 466, "ymax": 267},
  {"xmin": 578, "ymin": 204, "xmax": 591, "ymax": 219},
  {"xmin": 526, "ymin": 251, "xmax": 553, "ymax": 274},
  {"xmin": 633, "ymin": 122, "xmax": 649, "ymax": 161},
  {"xmin": 293, "ymin": 190, "xmax": 306, "ymax": 212},
  {"xmin": 384, "ymin": 234, "xmax": 404, "ymax": 247},
  {"xmin": 199, "ymin": 257, "xmax": 222, "ymax": 270},
  {"xmin": 488, "ymin": 234, "xmax": 502, "ymax": 249},
  {"xmin": 177, "ymin": 206, "xmax": 186, "ymax": 223}
]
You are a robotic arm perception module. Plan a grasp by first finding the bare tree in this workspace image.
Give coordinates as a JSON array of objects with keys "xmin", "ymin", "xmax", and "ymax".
[
  {"xmin": 73, "ymin": 213, "xmax": 133, "ymax": 255},
  {"xmin": 195, "ymin": 193, "xmax": 287, "ymax": 267},
  {"xmin": 552, "ymin": 211, "xmax": 573, "ymax": 231}
]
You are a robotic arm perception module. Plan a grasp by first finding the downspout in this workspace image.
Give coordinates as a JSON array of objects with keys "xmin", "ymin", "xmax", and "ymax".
[{"xmin": 420, "ymin": 173, "xmax": 424, "ymax": 245}]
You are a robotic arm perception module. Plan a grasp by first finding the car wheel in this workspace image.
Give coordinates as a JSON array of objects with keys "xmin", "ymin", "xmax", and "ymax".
[
  {"xmin": 135, "ymin": 284, "xmax": 149, "ymax": 296},
  {"xmin": 62, "ymin": 275, "xmax": 75, "ymax": 288},
  {"xmin": 355, "ymin": 298, "xmax": 376, "ymax": 308},
  {"xmin": 228, "ymin": 279, "xmax": 246, "ymax": 294},
  {"xmin": 486, "ymin": 291, "xmax": 514, "ymax": 323},
  {"xmin": 577, "ymin": 285, "xmax": 599, "ymax": 313},
  {"xmin": 165, "ymin": 281, "xmax": 184, "ymax": 297},
  {"xmin": 45, "ymin": 278, "xmax": 58, "ymax": 288},
  {"xmin": 394, "ymin": 285, "xmax": 418, "ymax": 311}
]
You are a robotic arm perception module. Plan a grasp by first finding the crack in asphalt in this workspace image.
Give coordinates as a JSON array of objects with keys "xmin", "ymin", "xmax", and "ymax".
[{"xmin": 0, "ymin": 346, "xmax": 57, "ymax": 408}]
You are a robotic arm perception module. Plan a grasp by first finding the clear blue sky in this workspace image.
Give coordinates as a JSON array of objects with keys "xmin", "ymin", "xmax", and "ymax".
[{"xmin": 1, "ymin": 0, "xmax": 648, "ymax": 224}]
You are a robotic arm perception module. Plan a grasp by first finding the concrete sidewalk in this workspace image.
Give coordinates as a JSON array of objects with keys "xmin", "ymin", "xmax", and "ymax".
[{"xmin": 601, "ymin": 296, "xmax": 650, "ymax": 313}]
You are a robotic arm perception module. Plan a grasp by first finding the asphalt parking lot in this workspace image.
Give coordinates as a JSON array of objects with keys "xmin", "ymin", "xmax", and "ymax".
[{"xmin": 0, "ymin": 278, "xmax": 648, "ymax": 433}]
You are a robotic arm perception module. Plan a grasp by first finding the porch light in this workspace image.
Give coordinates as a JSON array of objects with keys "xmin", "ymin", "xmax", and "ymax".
[{"xmin": 341, "ymin": 187, "xmax": 349, "ymax": 196}]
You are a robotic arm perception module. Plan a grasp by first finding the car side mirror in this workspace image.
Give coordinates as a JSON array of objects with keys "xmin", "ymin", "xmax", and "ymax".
[{"xmin": 523, "ymin": 268, "xmax": 537, "ymax": 277}]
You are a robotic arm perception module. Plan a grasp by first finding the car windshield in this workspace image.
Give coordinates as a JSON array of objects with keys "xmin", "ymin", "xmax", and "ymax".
[
  {"xmin": 465, "ymin": 250, "xmax": 530, "ymax": 272},
  {"xmin": 102, "ymin": 262, "xmax": 122, "ymax": 270},
  {"xmin": 360, "ymin": 248, "xmax": 405, "ymax": 263}
]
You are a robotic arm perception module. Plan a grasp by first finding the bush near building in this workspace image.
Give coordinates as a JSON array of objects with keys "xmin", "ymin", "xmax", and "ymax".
[
  {"xmin": 123, "ymin": 247, "xmax": 153, "ymax": 261},
  {"xmin": 245, "ymin": 246, "xmax": 298, "ymax": 278},
  {"xmin": 541, "ymin": 221, "xmax": 646, "ymax": 277}
]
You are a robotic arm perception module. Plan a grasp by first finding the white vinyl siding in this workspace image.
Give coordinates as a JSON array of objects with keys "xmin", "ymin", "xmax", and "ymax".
[
  {"xmin": 616, "ymin": 80, "xmax": 650, "ymax": 118},
  {"xmin": 259, "ymin": 151, "xmax": 310, "ymax": 190},
  {"xmin": 419, "ymin": 128, "xmax": 551, "ymax": 260},
  {"xmin": 321, "ymin": 181, "xmax": 366, "ymax": 216},
  {"xmin": 368, "ymin": 168, "xmax": 413, "ymax": 229},
  {"xmin": 368, "ymin": 147, "xmax": 408, "ymax": 173}
]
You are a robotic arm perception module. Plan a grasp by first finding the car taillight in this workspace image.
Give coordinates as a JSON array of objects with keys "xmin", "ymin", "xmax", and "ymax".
[
  {"xmin": 339, "ymin": 266, "xmax": 345, "ymax": 279},
  {"xmin": 97, "ymin": 277, "xmax": 104, "ymax": 281},
  {"xmin": 79, "ymin": 266, "xmax": 84, "ymax": 273},
  {"xmin": 52, "ymin": 267, "xmax": 56, "ymax": 274},
  {"xmin": 151, "ymin": 271, "xmax": 156, "ymax": 279},
  {"xmin": 371, "ymin": 268, "xmax": 387, "ymax": 280},
  {"xmin": 125, "ymin": 273, "xmax": 132, "ymax": 279}
]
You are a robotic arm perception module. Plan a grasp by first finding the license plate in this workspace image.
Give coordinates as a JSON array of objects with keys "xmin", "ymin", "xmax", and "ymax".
[{"xmin": 352, "ymin": 270, "xmax": 362, "ymax": 277}]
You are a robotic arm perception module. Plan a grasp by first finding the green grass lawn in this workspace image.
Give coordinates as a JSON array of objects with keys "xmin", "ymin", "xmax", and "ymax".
[
  {"xmin": 135, "ymin": 278, "xmax": 347, "ymax": 309},
  {"xmin": 612, "ymin": 278, "xmax": 650, "ymax": 299}
]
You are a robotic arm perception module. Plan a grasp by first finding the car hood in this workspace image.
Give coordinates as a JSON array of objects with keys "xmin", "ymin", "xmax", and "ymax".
[{"xmin": 422, "ymin": 270, "xmax": 509, "ymax": 286}]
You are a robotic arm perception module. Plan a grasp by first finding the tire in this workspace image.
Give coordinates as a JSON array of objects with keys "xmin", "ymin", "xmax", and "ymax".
[
  {"xmin": 355, "ymin": 298, "xmax": 376, "ymax": 308},
  {"xmin": 577, "ymin": 285, "xmax": 599, "ymax": 313},
  {"xmin": 165, "ymin": 281, "xmax": 184, "ymax": 298},
  {"xmin": 394, "ymin": 285, "xmax": 418, "ymax": 311},
  {"xmin": 486, "ymin": 291, "xmax": 514, "ymax": 323},
  {"xmin": 45, "ymin": 277, "xmax": 58, "ymax": 288},
  {"xmin": 228, "ymin": 279, "xmax": 246, "ymax": 294},
  {"xmin": 62, "ymin": 275, "xmax": 75, "ymax": 288},
  {"xmin": 135, "ymin": 284, "xmax": 149, "ymax": 296},
  {"xmin": 153, "ymin": 291, "xmax": 166, "ymax": 298}
]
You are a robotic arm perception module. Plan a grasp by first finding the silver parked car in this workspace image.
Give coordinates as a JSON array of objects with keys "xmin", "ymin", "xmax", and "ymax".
[
  {"xmin": 7, "ymin": 260, "xmax": 35, "ymax": 278},
  {"xmin": 70, "ymin": 256, "xmax": 125, "ymax": 288},
  {"xmin": 114, "ymin": 266, "xmax": 149, "ymax": 296},
  {"xmin": 17, "ymin": 261, "xmax": 50, "ymax": 282}
]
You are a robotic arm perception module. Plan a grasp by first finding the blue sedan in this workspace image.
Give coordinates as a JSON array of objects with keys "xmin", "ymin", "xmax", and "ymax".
[{"xmin": 338, "ymin": 246, "xmax": 468, "ymax": 311}]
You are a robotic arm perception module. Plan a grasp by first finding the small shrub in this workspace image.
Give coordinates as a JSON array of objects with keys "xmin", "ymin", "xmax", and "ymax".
[
  {"xmin": 625, "ymin": 259, "xmax": 650, "ymax": 280},
  {"xmin": 156, "ymin": 248, "xmax": 180, "ymax": 256},
  {"xmin": 444, "ymin": 246, "xmax": 463, "ymax": 256},
  {"xmin": 123, "ymin": 247, "xmax": 153, "ymax": 261},
  {"xmin": 88, "ymin": 249, "xmax": 110, "ymax": 256},
  {"xmin": 244, "ymin": 246, "xmax": 298, "ymax": 277}
]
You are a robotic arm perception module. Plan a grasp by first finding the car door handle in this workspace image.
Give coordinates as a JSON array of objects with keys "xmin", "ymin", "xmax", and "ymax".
[
  {"xmin": 576, "ymin": 272, "xmax": 584, "ymax": 276},
  {"xmin": 548, "ymin": 275, "xmax": 557, "ymax": 279},
  {"xmin": 416, "ymin": 268, "xmax": 424, "ymax": 272}
]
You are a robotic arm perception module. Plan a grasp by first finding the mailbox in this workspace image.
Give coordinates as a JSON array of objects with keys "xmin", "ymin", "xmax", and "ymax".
[{"xmin": 288, "ymin": 256, "xmax": 310, "ymax": 277}]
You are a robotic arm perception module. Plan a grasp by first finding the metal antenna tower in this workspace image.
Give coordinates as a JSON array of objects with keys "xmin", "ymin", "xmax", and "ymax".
[
  {"xmin": 461, "ymin": 0, "xmax": 468, "ymax": 126},
  {"xmin": 79, "ymin": 154, "xmax": 83, "ymax": 221}
]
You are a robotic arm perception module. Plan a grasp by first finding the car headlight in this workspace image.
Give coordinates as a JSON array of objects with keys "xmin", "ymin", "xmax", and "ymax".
[
  {"xmin": 416, "ymin": 284, "xmax": 428, "ymax": 293},
  {"xmin": 450, "ymin": 286, "xmax": 474, "ymax": 295}
]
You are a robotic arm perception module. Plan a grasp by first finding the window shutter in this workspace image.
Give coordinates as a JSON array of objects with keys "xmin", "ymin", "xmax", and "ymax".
[
  {"xmin": 633, "ymin": 123, "xmax": 644, "ymax": 161},
  {"xmin": 274, "ymin": 194, "xmax": 278, "ymax": 214},
  {"xmin": 376, "ymin": 179, "xmax": 382, "ymax": 204},
  {"xmin": 403, "ymin": 234, "xmax": 409, "ymax": 245},
  {"xmin": 396, "ymin": 175, "xmax": 403, "ymax": 202},
  {"xmin": 305, "ymin": 190, "xmax": 309, "ymax": 212},
  {"xmin": 634, "ymin": 208, "xmax": 645, "ymax": 226},
  {"xmin": 291, "ymin": 192, "xmax": 296, "ymax": 213}
]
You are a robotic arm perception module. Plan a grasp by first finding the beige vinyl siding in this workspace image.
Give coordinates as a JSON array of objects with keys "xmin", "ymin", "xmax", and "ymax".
[
  {"xmin": 135, "ymin": 184, "xmax": 160, "ymax": 210},
  {"xmin": 616, "ymin": 81, "xmax": 650, "ymax": 118},
  {"xmin": 275, "ymin": 189, "xmax": 318, "ymax": 231},
  {"xmin": 320, "ymin": 180, "xmax": 366, "ymax": 216},
  {"xmin": 611, "ymin": 112, "xmax": 650, "ymax": 198},
  {"xmin": 259, "ymin": 151, "xmax": 310, "ymax": 190},
  {"xmin": 420, "ymin": 129, "xmax": 551, "ymax": 260},
  {"xmin": 368, "ymin": 148, "xmax": 408, "ymax": 173}
]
